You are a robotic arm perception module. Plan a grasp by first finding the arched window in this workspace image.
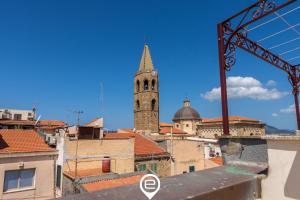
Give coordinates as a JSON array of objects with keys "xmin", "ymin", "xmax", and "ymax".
[
  {"xmin": 151, "ymin": 80, "xmax": 156, "ymax": 91},
  {"xmin": 136, "ymin": 100, "xmax": 140, "ymax": 110},
  {"xmin": 151, "ymin": 99, "xmax": 156, "ymax": 111},
  {"xmin": 136, "ymin": 80, "xmax": 140, "ymax": 92},
  {"xmin": 144, "ymin": 80, "xmax": 149, "ymax": 90}
]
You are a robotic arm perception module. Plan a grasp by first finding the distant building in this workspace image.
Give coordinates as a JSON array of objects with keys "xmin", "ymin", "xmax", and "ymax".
[
  {"xmin": 0, "ymin": 129, "xmax": 57, "ymax": 200},
  {"xmin": 172, "ymin": 99, "xmax": 265, "ymax": 138},
  {"xmin": 0, "ymin": 108, "xmax": 35, "ymax": 121},
  {"xmin": 134, "ymin": 44, "xmax": 159, "ymax": 133},
  {"xmin": 172, "ymin": 99, "xmax": 201, "ymax": 134},
  {"xmin": 198, "ymin": 116, "xmax": 265, "ymax": 138},
  {"xmin": 110, "ymin": 129, "xmax": 171, "ymax": 177}
]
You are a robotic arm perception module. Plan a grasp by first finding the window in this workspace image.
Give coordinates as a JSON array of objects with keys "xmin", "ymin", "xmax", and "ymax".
[
  {"xmin": 151, "ymin": 80, "xmax": 156, "ymax": 90},
  {"xmin": 138, "ymin": 164, "xmax": 146, "ymax": 171},
  {"xmin": 56, "ymin": 165, "xmax": 62, "ymax": 189},
  {"xmin": 4, "ymin": 169, "xmax": 35, "ymax": 192},
  {"xmin": 136, "ymin": 100, "xmax": 140, "ymax": 110},
  {"xmin": 189, "ymin": 166, "xmax": 195, "ymax": 173},
  {"xmin": 151, "ymin": 99, "xmax": 156, "ymax": 111},
  {"xmin": 13, "ymin": 114, "xmax": 22, "ymax": 120},
  {"xmin": 136, "ymin": 80, "xmax": 140, "ymax": 92},
  {"xmin": 144, "ymin": 80, "xmax": 149, "ymax": 90},
  {"xmin": 151, "ymin": 163, "xmax": 157, "ymax": 173}
]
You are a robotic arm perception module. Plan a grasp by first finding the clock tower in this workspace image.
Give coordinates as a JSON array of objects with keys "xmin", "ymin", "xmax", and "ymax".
[{"xmin": 134, "ymin": 44, "xmax": 159, "ymax": 133}]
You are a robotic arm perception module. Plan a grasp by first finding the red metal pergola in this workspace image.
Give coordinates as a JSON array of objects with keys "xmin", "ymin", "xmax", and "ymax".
[{"xmin": 218, "ymin": 0, "xmax": 300, "ymax": 135}]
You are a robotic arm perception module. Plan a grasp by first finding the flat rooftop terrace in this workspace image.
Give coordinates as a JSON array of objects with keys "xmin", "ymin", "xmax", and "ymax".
[{"xmin": 59, "ymin": 165, "xmax": 264, "ymax": 200}]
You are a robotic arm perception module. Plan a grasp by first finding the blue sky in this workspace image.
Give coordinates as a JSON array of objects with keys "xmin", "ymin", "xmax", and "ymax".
[{"xmin": 1, "ymin": 0, "xmax": 300, "ymax": 130}]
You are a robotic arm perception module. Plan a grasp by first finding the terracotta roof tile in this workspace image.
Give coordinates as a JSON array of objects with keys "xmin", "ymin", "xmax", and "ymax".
[
  {"xmin": 38, "ymin": 120, "xmax": 65, "ymax": 126},
  {"xmin": 209, "ymin": 157, "xmax": 223, "ymax": 166},
  {"xmin": 104, "ymin": 132, "xmax": 167, "ymax": 156},
  {"xmin": 0, "ymin": 129, "xmax": 55, "ymax": 154},
  {"xmin": 159, "ymin": 127, "xmax": 187, "ymax": 135},
  {"xmin": 0, "ymin": 120, "xmax": 35, "ymax": 126},
  {"xmin": 64, "ymin": 168, "xmax": 103, "ymax": 179},
  {"xmin": 82, "ymin": 174, "xmax": 144, "ymax": 192},
  {"xmin": 159, "ymin": 122, "xmax": 173, "ymax": 127},
  {"xmin": 202, "ymin": 116, "xmax": 259, "ymax": 123}
]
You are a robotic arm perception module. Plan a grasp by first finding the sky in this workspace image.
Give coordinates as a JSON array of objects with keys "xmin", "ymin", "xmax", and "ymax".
[{"xmin": 1, "ymin": 0, "xmax": 300, "ymax": 130}]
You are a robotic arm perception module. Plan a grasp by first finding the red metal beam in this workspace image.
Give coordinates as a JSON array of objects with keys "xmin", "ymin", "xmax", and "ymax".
[
  {"xmin": 218, "ymin": 0, "xmax": 300, "ymax": 135},
  {"xmin": 218, "ymin": 23, "xmax": 230, "ymax": 135}
]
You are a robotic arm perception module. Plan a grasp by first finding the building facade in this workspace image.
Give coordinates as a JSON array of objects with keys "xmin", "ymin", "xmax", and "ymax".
[
  {"xmin": 0, "ymin": 129, "xmax": 57, "ymax": 200},
  {"xmin": 134, "ymin": 44, "xmax": 159, "ymax": 133},
  {"xmin": 172, "ymin": 99, "xmax": 265, "ymax": 137},
  {"xmin": 0, "ymin": 108, "xmax": 35, "ymax": 121}
]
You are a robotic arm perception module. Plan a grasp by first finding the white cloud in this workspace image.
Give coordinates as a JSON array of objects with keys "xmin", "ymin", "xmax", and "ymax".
[
  {"xmin": 202, "ymin": 76, "xmax": 288, "ymax": 101},
  {"xmin": 280, "ymin": 104, "xmax": 296, "ymax": 113},
  {"xmin": 272, "ymin": 113, "xmax": 278, "ymax": 117},
  {"xmin": 266, "ymin": 80, "xmax": 276, "ymax": 87}
]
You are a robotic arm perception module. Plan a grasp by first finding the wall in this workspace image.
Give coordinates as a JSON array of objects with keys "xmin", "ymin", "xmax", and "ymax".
[
  {"xmin": 0, "ymin": 109, "xmax": 34, "ymax": 120},
  {"xmin": 174, "ymin": 120, "xmax": 198, "ymax": 134},
  {"xmin": 198, "ymin": 123, "xmax": 265, "ymax": 138},
  {"xmin": 261, "ymin": 136, "xmax": 300, "ymax": 200},
  {"xmin": 218, "ymin": 137, "xmax": 268, "ymax": 166},
  {"xmin": 167, "ymin": 139, "xmax": 205, "ymax": 175},
  {"xmin": 64, "ymin": 138, "xmax": 135, "ymax": 174},
  {"xmin": 135, "ymin": 158, "xmax": 170, "ymax": 177},
  {"xmin": 0, "ymin": 155, "xmax": 56, "ymax": 200}
]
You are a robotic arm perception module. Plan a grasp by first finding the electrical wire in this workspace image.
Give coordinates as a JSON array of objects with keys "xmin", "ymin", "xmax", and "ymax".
[
  {"xmin": 279, "ymin": 46, "xmax": 300, "ymax": 55},
  {"xmin": 257, "ymin": 22, "xmax": 300, "ymax": 42},
  {"xmin": 248, "ymin": 5, "xmax": 300, "ymax": 32},
  {"xmin": 268, "ymin": 36, "xmax": 300, "ymax": 49},
  {"xmin": 288, "ymin": 55, "xmax": 300, "ymax": 61}
]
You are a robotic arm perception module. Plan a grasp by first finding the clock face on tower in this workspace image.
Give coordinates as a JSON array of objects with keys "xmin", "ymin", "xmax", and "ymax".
[{"xmin": 151, "ymin": 70, "xmax": 157, "ymax": 77}]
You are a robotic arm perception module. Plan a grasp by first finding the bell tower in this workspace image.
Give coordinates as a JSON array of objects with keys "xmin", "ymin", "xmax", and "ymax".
[{"xmin": 134, "ymin": 44, "xmax": 159, "ymax": 133}]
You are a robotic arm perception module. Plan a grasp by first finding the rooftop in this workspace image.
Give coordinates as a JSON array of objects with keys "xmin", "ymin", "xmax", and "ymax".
[
  {"xmin": 82, "ymin": 174, "xmax": 145, "ymax": 192},
  {"xmin": 0, "ymin": 129, "xmax": 55, "ymax": 154},
  {"xmin": 104, "ymin": 131, "xmax": 168, "ymax": 157},
  {"xmin": 159, "ymin": 127, "xmax": 187, "ymax": 135},
  {"xmin": 201, "ymin": 116, "xmax": 261, "ymax": 123},
  {"xmin": 59, "ymin": 165, "xmax": 262, "ymax": 200}
]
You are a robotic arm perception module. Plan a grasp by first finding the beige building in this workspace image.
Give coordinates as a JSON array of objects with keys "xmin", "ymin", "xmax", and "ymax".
[
  {"xmin": 0, "ymin": 108, "xmax": 35, "ymax": 120},
  {"xmin": 64, "ymin": 134, "xmax": 135, "ymax": 176},
  {"xmin": 198, "ymin": 116, "xmax": 265, "ymax": 138},
  {"xmin": 0, "ymin": 129, "xmax": 57, "ymax": 200},
  {"xmin": 172, "ymin": 99, "xmax": 265, "ymax": 138}
]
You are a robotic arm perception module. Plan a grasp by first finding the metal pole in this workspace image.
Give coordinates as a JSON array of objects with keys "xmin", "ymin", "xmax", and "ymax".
[
  {"xmin": 293, "ymin": 90, "xmax": 300, "ymax": 130},
  {"xmin": 217, "ymin": 23, "xmax": 230, "ymax": 135},
  {"xmin": 291, "ymin": 68, "xmax": 300, "ymax": 130}
]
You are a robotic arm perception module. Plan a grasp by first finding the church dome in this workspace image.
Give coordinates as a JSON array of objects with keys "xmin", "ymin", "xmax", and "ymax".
[{"xmin": 173, "ymin": 99, "xmax": 201, "ymax": 121}]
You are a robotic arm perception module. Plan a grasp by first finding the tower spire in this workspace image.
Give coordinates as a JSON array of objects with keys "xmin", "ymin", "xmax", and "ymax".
[{"xmin": 139, "ymin": 44, "xmax": 153, "ymax": 71}]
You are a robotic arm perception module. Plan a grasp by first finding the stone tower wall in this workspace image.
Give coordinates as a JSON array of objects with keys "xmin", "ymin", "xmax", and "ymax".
[{"xmin": 134, "ymin": 71, "xmax": 159, "ymax": 133}]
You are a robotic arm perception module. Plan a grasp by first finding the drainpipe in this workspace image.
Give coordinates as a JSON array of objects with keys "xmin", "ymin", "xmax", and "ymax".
[{"xmin": 53, "ymin": 156, "xmax": 57, "ymax": 198}]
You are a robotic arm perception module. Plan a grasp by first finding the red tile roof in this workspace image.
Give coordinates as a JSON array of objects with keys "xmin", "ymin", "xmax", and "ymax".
[
  {"xmin": 0, "ymin": 129, "xmax": 55, "ymax": 154},
  {"xmin": 159, "ymin": 122, "xmax": 173, "ymax": 127},
  {"xmin": 202, "ymin": 116, "xmax": 259, "ymax": 123},
  {"xmin": 84, "ymin": 118, "xmax": 103, "ymax": 128},
  {"xmin": 64, "ymin": 168, "xmax": 103, "ymax": 179},
  {"xmin": 82, "ymin": 174, "xmax": 144, "ymax": 192},
  {"xmin": 159, "ymin": 127, "xmax": 187, "ymax": 135},
  {"xmin": 104, "ymin": 132, "xmax": 167, "ymax": 157},
  {"xmin": 0, "ymin": 120, "xmax": 35, "ymax": 126},
  {"xmin": 38, "ymin": 120, "xmax": 65, "ymax": 127},
  {"xmin": 209, "ymin": 157, "xmax": 223, "ymax": 166}
]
